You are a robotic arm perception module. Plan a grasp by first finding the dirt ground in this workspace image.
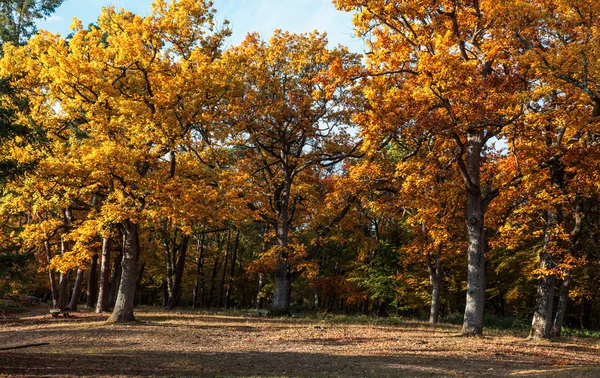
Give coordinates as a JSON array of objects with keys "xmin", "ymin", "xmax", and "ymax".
[{"xmin": 0, "ymin": 306, "xmax": 599, "ymax": 377}]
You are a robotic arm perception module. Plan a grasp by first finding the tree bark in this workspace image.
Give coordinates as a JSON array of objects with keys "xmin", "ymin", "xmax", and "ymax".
[
  {"xmin": 530, "ymin": 208, "xmax": 558, "ymax": 339},
  {"xmin": 192, "ymin": 234, "xmax": 206, "ymax": 309},
  {"xmin": 69, "ymin": 267, "xmax": 85, "ymax": 311},
  {"xmin": 217, "ymin": 231, "xmax": 231, "ymax": 308},
  {"xmin": 108, "ymin": 235, "xmax": 124, "ymax": 309},
  {"xmin": 57, "ymin": 271, "xmax": 69, "ymax": 310},
  {"xmin": 256, "ymin": 273, "xmax": 265, "ymax": 310},
  {"xmin": 426, "ymin": 247, "xmax": 442, "ymax": 325},
  {"xmin": 107, "ymin": 220, "xmax": 140, "ymax": 323},
  {"xmin": 461, "ymin": 131, "xmax": 489, "ymax": 336},
  {"xmin": 208, "ymin": 255, "xmax": 220, "ymax": 308},
  {"xmin": 86, "ymin": 254, "xmax": 98, "ymax": 308},
  {"xmin": 272, "ymin": 191, "xmax": 292, "ymax": 315},
  {"xmin": 166, "ymin": 235, "xmax": 189, "ymax": 310},
  {"xmin": 135, "ymin": 262, "xmax": 145, "ymax": 305},
  {"xmin": 551, "ymin": 273, "xmax": 572, "ymax": 337},
  {"xmin": 225, "ymin": 230, "xmax": 240, "ymax": 309},
  {"xmin": 44, "ymin": 241, "xmax": 59, "ymax": 309},
  {"xmin": 96, "ymin": 237, "xmax": 111, "ymax": 313}
]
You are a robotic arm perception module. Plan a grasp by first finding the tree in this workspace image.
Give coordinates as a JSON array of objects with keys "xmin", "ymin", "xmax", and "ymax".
[
  {"xmin": 334, "ymin": 0, "xmax": 526, "ymax": 335},
  {"xmin": 0, "ymin": 0, "xmax": 64, "ymax": 46},
  {"xmin": 223, "ymin": 30, "xmax": 362, "ymax": 314},
  {"xmin": 2, "ymin": 0, "xmax": 231, "ymax": 322}
]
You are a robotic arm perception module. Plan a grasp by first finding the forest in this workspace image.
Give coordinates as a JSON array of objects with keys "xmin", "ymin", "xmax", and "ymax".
[{"xmin": 1, "ymin": 0, "xmax": 599, "ymax": 348}]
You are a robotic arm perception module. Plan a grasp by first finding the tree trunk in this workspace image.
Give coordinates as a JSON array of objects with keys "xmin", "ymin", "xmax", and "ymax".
[
  {"xmin": 86, "ymin": 254, "xmax": 98, "ymax": 308},
  {"xmin": 461, "ymin": 131, "xmax": 489, "ymax": 336},
  {"xmin": 162, "ymin": 279, "xmax": 169, "ymax": 307},
  {"xmin": 69, "ymin": 267, "xmax": 85, "ymax": 311},
  {"xmin": 256, "ymin": 273, "xmax": 264, "ymax": 310},
  {"xmin": 57, "ymin": 236, "xmax": 70, "ymax": 311},
  {"xmin": 192, "ymin": 234, "xmax": 206, "ymax": 309},
  {"xmin": 166, "ymin": 235, "xmax": 189, "ymax": 310},
  {"xmin": 163, "ymin": 221, "xmax": 174, "ymax": 303},
  {"xmin": 217, "ymin": 231, "xmax": 231, "ymax": 308},
  {"xmin": 107, "ymin": 220, "xmax": 140, "ymax": 323},
  {"xmin": 44, "ymin": 241, "xmax": 59, "ymax": 309},
  {"xmin": 272, "ymin": 216, "xmax": 291, "ymax": 315},
  {"xmin": 551, "ymin": 273, "xmax": 572, "ymax": 337},
  {"xmin": 208, "ymin": 255, "xmax": 220, "ymax": 308},
  {"xmin": 225, "ymin": 230, "xmax": 240, "ymax": 309},
  {"xmin": 530, "ymin": 209, "xmax": 558, "ymax": 339},
  {"xmin": 96, "ymin": 237, "xmax": 111, "ymax": 313},
  {"xmin": 135, "ymin": 262, "xmax": 145, "ymax": 305},
  {"xmin": 426, "ymin": 247, "xmax": 442, "ymax": 325},
  {"xmin": 58, "ymin": 271, "xmax": 69, "ymax": 310},
  {"xmin": 108, "ymin": 235, "xmax": 124, "ymax": 309}
]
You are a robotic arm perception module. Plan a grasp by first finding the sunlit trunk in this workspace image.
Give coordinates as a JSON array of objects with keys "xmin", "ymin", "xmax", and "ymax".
[{"xmin": 108, "ymin": 220, "xmax": 140, "ymax": 322}]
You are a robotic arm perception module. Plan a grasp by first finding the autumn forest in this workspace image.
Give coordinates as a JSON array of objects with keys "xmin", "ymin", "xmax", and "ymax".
[{"xmin": 1, "ymin": 0, "xmax": 600, "ymax": 355}]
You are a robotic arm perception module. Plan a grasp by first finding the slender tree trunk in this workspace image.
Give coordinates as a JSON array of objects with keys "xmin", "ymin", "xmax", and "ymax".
[
  {"xmin": 69, "ymin": 267, "xmax": 85, "ymax": 311},
  {"xmin": 461, "ymin": 131, "xmax": 489, "ymax": 336},
  {"xmin": 256, "ymin": 273, "xmax": 264, "ymax": 310},
  {"xmin": 57, "ymin": 236, "xmax": 71, "ymax": 311},
  {"xmin": 192, "ymin": 234, "xmax": 205, "ymax": 309},
  {"xmin": 426, "ymin": 247, "xmax": 442, "ymax": 325},
  {"xmin": 96, "ymin": 238, "xmax": 111, "ymax": 313},
  {"xmin": 166, "ymin": 235, "xmax": 189, "ymax": 310},
  {"xmin": 162, "ymin": 279, "xmax": 169, "ymax": 307},
  {"xmin": 163, "ymin": 221, "xmax": 174, "ymax": 302},
  {"xmin": 551, "ymin": 273, "xmax": 572, "ymax": 337},
  {"xmin": 530, "ymin": 209, "xmax": 558, "ymax": 339},
  {"xmin": 218, "ymin": 231, "xmax": 231, "ymax": 308},
  {"xmin": 58, "ymin": 271, "xmax": 69, "ymax": 311},
  {"xmin": 135, "ymin": 262, "xmax": 145, "ymax": 305},
  {"xmin": 225, "ymin": 230, "xmax": 240, "ymax": 309},
  {"xmin": 86, "ymin": 254, "xmax": 98, "ymax": 309},
  {"xmin": 44, "ymin": 241, "xmax": 59, "ymax": 309},
  {"xmin": 208, "ymin": 256, "xmax": 220, "ymax": 308},
  {"xmin": 108, "ymin": 220, "xmax": 140, "ymax": 323},
  {"xmin": 108, "ymin": 234, "xmax": 124, "ymax": 309}
]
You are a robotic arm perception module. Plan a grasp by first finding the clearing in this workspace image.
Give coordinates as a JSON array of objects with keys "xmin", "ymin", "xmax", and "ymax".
[{"xmin": 0, "ymin": 307, "xmax": 599, "ymax": 377}]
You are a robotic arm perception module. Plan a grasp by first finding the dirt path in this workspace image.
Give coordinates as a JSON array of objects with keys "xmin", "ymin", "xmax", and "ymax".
[{"xmin": 0, "ymin": 308, "xmax": 599, "ymax": 377}]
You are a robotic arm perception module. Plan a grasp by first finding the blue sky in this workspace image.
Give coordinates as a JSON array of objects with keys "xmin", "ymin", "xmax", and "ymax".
[{"xmin": 37, "ymin": 0, "xmax": 366, "ymax": 53}]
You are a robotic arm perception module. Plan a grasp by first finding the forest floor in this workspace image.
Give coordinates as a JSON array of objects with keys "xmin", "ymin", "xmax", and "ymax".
[{"xmin": 0, "ymin": 306, "xmax": 599, "ymax": 377}]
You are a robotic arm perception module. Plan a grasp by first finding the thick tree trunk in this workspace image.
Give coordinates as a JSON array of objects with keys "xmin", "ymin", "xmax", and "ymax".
[
  {"xmin": 85, "ymin": 254, "xmax": 98, "ymax": 309},
  {"xmin": 69, "ymin": 267, "xmax": 85, "ymax": 311},
  {"xmin": 96, "ymin": 238, "xmax": 111, "ymax": 313},
  {"xmin": 107, "ymin": 220, "xmax": 140, "ymax": 323},
  {"xmin": 192, "ymin": 234, "xmax": 205, "ymax": 309},
  {"xmin": 272, "ymin": 259, "xmax": 291, "ymax": 315},
  {"xmin": 44, "ymin": 241, "xmax": 59, "ymax": 309},
  {"xmin": 426, "ymin": 247, "xmax": 442, "ymax": 325},
  {"xmin": 461, "ymin": 131, "xmax": 489, "ymax": 336},
  {"xmin": 551, "ymin": 273, "xmax": 572, "ymax": 337},
  {"xmin": 462, "ymin": 189, "xmax": 487, "ymax": 335},
  {"xmin": 225, "ymin": 230, "xmax": 240, "ymax": 309},
  {"xmin": 272, "ymin": 215, "xmax": 292, "ymax": 315},
  {"xmin": 530, "ymin": 209, "xmax": 559, "ymax": 339},
  {"xmin": 166, "ymin": 235, "xmax": 189, "ymax": 310}
]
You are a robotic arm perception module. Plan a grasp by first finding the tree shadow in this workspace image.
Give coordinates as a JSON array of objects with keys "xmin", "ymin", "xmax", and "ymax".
[{"xmin": 0, "ymin": 348, "xmax": 597, "ymax": 377}]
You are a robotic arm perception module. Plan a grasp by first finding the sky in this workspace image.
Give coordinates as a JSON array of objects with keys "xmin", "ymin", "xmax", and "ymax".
[{"xmin": 37, "ymin": 0, "xmax": 366, "ymax": 53}]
